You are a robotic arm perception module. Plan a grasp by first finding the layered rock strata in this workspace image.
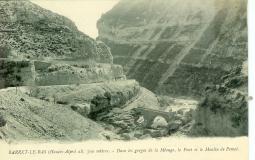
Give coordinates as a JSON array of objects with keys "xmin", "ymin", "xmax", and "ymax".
[{"xmin": 98, "ymin": 0, "xmax": 247, "ymax": 97}]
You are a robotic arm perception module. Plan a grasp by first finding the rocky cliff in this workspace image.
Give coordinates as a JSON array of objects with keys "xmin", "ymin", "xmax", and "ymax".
[
  {"xmin": 0, "ymin": 0, "xmax": 124, "ymax": 88},
  {"xmin": 0, "ymin": 0, "xmax": 112, "ymax": 63},
  {"xmin": 97, "ymin": 0, "xmax": 248, "ymax": 97}
]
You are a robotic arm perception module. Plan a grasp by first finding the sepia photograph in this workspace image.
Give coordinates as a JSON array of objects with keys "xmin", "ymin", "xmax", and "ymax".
[{"xmin": 0, "ymin": 0, "xmax": 249, "ymax": 149}]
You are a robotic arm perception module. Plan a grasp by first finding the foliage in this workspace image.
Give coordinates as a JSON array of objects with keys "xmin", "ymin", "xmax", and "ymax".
[
  {"xmin": 199, "ymin": 91, "xmax": 248, "ymax": 130},
  {"xmin": 0, "ymin": 114, "xmax": 7, "ymax": 127},
  {"xmin": 199, "ymin": 93, "xmax": 230, "ymax": 114}
]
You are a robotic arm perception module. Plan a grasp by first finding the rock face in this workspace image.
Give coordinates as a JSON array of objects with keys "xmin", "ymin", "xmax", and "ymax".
[
  {"xmin": 0, "ymin": 0, "xmax": 112, "ymax": 63},
  {"xmin": 0, "ymin": 88, "xmax": 119, "ymax": 141},
  {"xmin": 0, "ymin": 0, "xmax": 125, "ymax": 88},
  {"xmin": 0, "ymin": 59, "xmax": 126, "ymax": 88},
  {"xmin": 97, "ymin": 0, "xmax": 247, "ymax": 97},
  {"xmin": 29, "ymin": 80, "xmax": 141, "ymax": 115}
]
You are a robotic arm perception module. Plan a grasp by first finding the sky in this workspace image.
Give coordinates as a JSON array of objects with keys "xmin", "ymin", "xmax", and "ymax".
[{"xmin": 31, "ymin": 0, "xmax": 119, "ymax": 38}]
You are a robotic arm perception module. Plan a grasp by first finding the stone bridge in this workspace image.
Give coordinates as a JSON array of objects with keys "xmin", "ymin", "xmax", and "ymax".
[{"xmin": 133, "ymin": 107, "xmax": 175, "ymax": 127}]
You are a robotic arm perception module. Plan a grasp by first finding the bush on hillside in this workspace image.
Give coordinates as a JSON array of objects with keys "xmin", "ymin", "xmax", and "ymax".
[
  {"xmin": 199, "ymin": 93, "xmax": 230, "ymax": 114},
  {"xmin": 0, "ymin": 114, "xmax": 7, "ymax": 127}
]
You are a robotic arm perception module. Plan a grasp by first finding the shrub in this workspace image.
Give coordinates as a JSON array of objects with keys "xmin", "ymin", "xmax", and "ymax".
[
  {"xmin": 199, "ymin": 92, "xmax": 248, "ymax": 131},
  {"xmin": 199, "ymin": 93, "xmax": 229, "ymax": 114},
  {"xmin": 0, "ymin": 114, "xmax": 7, "ymax": 127}
]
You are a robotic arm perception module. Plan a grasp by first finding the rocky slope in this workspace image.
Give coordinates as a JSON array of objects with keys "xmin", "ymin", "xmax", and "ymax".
[
  {"xmin": 191, "ymin": 65, "xmax": 248, "ymax": 136},
  {"xmin": 0, "ymin": 0, "xmax": 123, "ymax": 89},
  {"xmin": 0, "ymin": 80, "xmax": 163, "ymax": 141},
  {"xmin": 0, "ymin": 87, "xmax": 118, "ymax": 142},
  {"xmin": 97, "ymin": 0, "xmax": 248, "ymax": 97},
  {"xmin": 0, "ymin": 0, "xmax": 112, "ymax": 63}
]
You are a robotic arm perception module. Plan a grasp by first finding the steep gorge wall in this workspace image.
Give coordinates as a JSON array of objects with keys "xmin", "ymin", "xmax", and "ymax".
[
  {"xmin": 97, "ymin": 0, "xmax": 247, "ymax": 97},
  {"xmin": 0, "ymin": 0, "xmax": 123, "ymax": 88},
  {"xmin": 0, "ymin": 0, "xmax": 112, "ymax": 63}
]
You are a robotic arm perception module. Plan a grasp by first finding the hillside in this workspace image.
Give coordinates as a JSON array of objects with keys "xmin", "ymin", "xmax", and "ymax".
[
  {"xmin": 97, "ymin": 0, "xmax": 248, "ymax": 97},
  {"xmin": 0, "ymin": 87, "xmax": 118, "ymax": 141},
  {"xmin": 0, "ymin": 0, "xmax": 112, "ymax": 63}
]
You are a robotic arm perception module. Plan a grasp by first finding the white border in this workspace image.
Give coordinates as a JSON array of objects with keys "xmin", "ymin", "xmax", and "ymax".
[{"xmin": 248, "ymin": 0, "xmax": 255, "ymax": 159}]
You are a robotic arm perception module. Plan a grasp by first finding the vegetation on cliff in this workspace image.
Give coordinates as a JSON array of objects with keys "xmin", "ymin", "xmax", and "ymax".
[
  {"xmin": 191, "ymin": 66, "xmax": 248, "ymax": 136},
  {"xmin": 0, "ymin": 0, "xmax": 112, "ymax": 63}
]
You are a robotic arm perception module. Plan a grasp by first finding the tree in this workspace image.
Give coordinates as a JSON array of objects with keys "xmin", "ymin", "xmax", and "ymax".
[
  {"xmin": 15, "ymin": 75, "xmax": 22, "ymax": 94},
  {"xmin": 11, "ymin": 62, "xmax": 23, "ymax": 94}
]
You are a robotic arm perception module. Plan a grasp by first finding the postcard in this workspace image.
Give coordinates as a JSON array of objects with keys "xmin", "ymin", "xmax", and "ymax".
[{"xmin": 0, "ymin": 0, "xmax": 252, "ymax": 159}]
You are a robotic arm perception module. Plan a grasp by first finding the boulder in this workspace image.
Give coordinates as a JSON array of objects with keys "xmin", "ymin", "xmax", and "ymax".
[
  {"xmin": 134, "ymin": 132, "xmax": 143, "ymax": 138},
  {"xmin": 70, "ymin": 103, "xmax": 91, "ymax": 116},
  {"xmin": 151, "ymin": 116, "xmax": 168, "ymax": 129},
  {"xmin": 136, "ymin": 116, "xmax": 145, "ymax": 124},
  {"xmin": 111, "ymin": 108, "xmax": 123, "ymax": 114},
  {"xmin": 121, "ymin": 133, "xmax": 132, "ymax": 140}
]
